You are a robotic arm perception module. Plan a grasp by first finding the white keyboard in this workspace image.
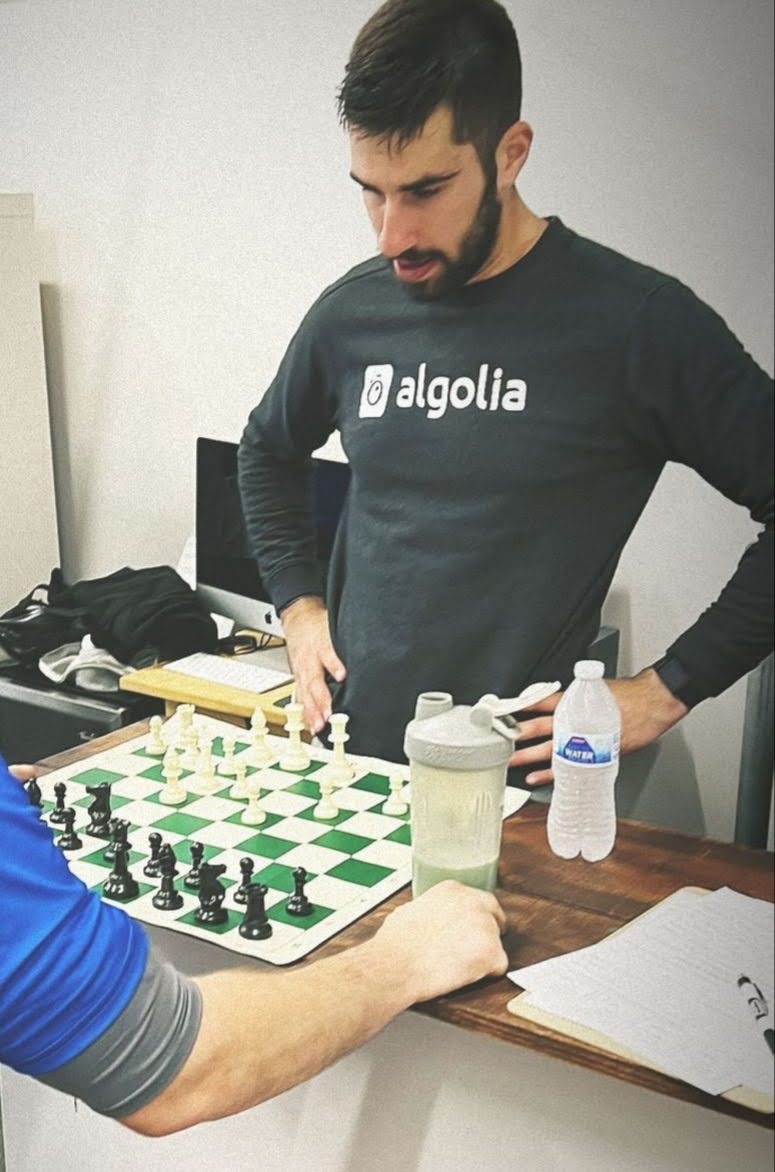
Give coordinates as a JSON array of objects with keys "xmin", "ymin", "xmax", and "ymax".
[{"xmin": 164, "ymin": 652, "xmax": 293, "ymax": 694}]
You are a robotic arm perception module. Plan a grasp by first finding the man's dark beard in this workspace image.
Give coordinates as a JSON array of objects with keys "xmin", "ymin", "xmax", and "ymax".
[{"xmin": 389, "ymin": 172, "xmax": 502, "ymax": 302}]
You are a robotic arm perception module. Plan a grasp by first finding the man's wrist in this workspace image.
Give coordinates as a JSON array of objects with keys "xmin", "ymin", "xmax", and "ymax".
[
  {"xmin": 650, "ymin": 654, "xmax": 702, "ymax": 710},
  {"xmin": 279, "ymin": 595, "xmax": 325, "ymax": 622}
]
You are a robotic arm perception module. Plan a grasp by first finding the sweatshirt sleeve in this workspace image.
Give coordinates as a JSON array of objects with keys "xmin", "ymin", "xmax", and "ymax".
[
  {"xmin": 624, "ymin": 278, "xmax": 774, "ymax": 703},
  {"xmin": 238, "ymin": 305, "xmax": 339, "ymax": 614}
]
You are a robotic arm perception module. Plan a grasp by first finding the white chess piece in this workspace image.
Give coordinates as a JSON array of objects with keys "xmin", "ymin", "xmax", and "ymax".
[
  {"xmin": 229, "ymin": 759, "xmax": 250, "ymax": 800},
  {"xmin": 175, "ymin": 703, "xmax": 196, "ymax": 750},
  {"xmin": 159, "ymin": 747, "xmax": 187, "ymax": 805},
  {"xmin": 313, "ymin": 775, "xmax": 339, "ymax": 821},
  {"xmin": 382, "ymin": 772, "xmax": 409, "ymax": 817},
  {"xmin": 322, "ymin": 712, "xmax": 355, "ymax": 785},
  {"xmin": 180, "ymin": 724, "xmax": 199, "ymax": 771},
  {"xmin": 218, "ymin": 733, "xmax": 239, "ymax": 776},
  {"xmin": 241, "ymin": 775, "xmax": 267, "ymax": 825},
  {"xmin": 146, "ymin": 714, "xmax": 166, "ymax": 757},
  {"xmin": 248, "ymin": 706, "xmax": 275, "ymax": 766},
  {"xmin": 278, "ymin": 703, "xmax": 311, "ymax": 772},
  {"xmin": 191, "ymin": 738, "xmax": 220, "ymax": 795}
]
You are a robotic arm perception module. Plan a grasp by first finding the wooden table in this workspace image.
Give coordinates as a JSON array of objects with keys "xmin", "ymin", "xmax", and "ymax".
[
  {"xmin": 33, "ymin": 722, "xmax": 774, "ymax": 1131},
  {"xmin": 119, "ymin": 663, "xmax": 293, "ymax": 728}
]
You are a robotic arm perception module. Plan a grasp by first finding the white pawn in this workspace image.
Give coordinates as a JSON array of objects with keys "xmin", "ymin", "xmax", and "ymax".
[
  {"xmin": 241, "ymin": 775, "xmax": 267, "ymax": 826},
  {"xmin": 180, "ymin": 724, "xmax": 199, "ymax": 771},
  {"xmin": 313, "ymin": 775, "xmax": 339, "ymax": 821},
  {"xmin": 383, "ymin": 772, "xmax": 409, "ymax": 816},
  {"xmin": 229, "ymin": 759, "xmax": 250, "ymax": 800},
  {"xmin": 279, "ymin": 702, "xmax": 311, "ymax": 772},
  {"xmin": 248, "ymin": 706, "xmax": 275, "ymax": 766},
  {"xmin": 146, "ymin": 714, "xmax": 166, "ymax": 757},
  {"xmin": 218, "ymin": 733, "xmax": 239, "ymax": 777},
  {"xmin": 159, "ymin": 747, "xmax": 187, "ymax": 805}
]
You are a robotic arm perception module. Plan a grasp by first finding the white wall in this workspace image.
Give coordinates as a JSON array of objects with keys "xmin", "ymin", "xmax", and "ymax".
[{"xmin": 0, "ymin": 0, "xmax": 772, "ymax": 840}]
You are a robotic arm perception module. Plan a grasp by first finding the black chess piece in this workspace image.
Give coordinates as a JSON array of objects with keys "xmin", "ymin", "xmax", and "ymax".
[
  {"xmin": 194, "ymin": 863, "xmax": 228, "ymax": 925},
  {"xmin": 143, "ymin": 831, "xmax": 164, "ymax": 878},
  {"xmin": 233, "ymin": 856, "xmax": 255, "ymax": 905},
  {"xmin": 104, "ymin": 819, "xmax": 131, "ymax": 862},
  {"xmin": 49, "ymin": 781, "xmax": 68, "ymax": 825},
  {"xmin": 152, "ymin": 849, "xmax": 183, "ymax": 911},
  {"xmin": 239, "ymin": 883, "xmax": 273, "ymax": 940},
  {"xmin": 58, "ymin": 807, "xmax": 82, "ymax": 851},
  {"xmin": 85, "ymin": 782, "xmax": 113, "ymax": 838},
  {"xmin": 103, "ymin": 845, "xmax": 140, "ymax": 901},
  {"xmin": 286, "ymin": 866, "xmax": 313, "ymax": 917},
  {"xmin": 159, "ymin": 842, "xmax": 179, "ymax": 876},
  {"xmin": 25, "ymin": 777, "xmax": 43, "ymax": 808},
  {"xmin": 183, "ymin": 841, "xmax": 205, "ymax": 890}
]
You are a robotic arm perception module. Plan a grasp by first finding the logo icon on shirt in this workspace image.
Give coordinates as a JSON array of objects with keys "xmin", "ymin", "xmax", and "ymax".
[{"xmin": 359, "ymin": 365, "xmax": 395, "ymax": 418}]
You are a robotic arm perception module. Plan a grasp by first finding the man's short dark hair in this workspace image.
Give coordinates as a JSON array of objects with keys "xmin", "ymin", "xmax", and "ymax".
[{"xmin": 337, "ymin": 0, "xmax": 522, "ymax": 170}]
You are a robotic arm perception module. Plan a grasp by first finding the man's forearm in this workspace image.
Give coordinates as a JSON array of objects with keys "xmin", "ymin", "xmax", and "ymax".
[
  {"xmin": 121, "ymin": 937, "xmax": 414, "ymax": 1137},
  {"xmin": 120, "ymin": 882, "xmax": 508, "ymax": 1138}
]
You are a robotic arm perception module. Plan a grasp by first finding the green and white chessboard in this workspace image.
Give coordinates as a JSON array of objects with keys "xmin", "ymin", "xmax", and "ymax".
[{"xmin": 37, "ymin": 714, "xmax": 526, "ymax": 966}]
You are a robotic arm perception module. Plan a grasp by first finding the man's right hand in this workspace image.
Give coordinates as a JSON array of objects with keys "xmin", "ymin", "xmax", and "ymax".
[
  {"xmin": 369, "ymin": 881, "xmax": 509, "ymax": 1005},
  {"xmin": 280, "ymin": 596, "xmax": 347, "ymax": 735}
]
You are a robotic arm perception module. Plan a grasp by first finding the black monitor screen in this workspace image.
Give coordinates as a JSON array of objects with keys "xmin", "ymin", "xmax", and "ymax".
[{"xmin": 195, "ymin": 437, "xmax": 350, "ymax": 607}]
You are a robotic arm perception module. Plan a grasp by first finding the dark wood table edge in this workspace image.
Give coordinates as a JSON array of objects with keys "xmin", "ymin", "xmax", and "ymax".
[{"xmin": 34, "ymin": 721, "xmax": 775, "ymax": 1130}]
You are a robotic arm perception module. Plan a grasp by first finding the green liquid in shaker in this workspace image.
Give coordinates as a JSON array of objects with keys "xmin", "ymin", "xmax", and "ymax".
[{"xmin": 412, "ymin": 854, "xmax": 499, "ymax": 897}]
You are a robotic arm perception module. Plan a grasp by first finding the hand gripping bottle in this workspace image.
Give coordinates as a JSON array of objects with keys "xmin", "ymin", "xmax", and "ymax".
[{"xmin": 547, "ymin": 660, "xmax": 621, "ymax": 862}]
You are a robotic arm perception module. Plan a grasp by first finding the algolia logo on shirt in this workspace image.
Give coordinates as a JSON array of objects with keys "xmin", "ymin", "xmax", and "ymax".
[{"xmin": 358, "ymin": 362, "xmax": 527, "ymax": 421}]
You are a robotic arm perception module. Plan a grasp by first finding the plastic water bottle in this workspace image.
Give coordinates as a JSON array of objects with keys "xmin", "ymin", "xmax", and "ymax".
[{"xmin": 547, "ymin": 660, "xmax": 621, "ymax": 862}]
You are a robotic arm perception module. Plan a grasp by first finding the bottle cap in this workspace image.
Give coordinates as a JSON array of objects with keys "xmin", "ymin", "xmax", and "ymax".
[{"xmin": 573, "ymin": 660, "xmax": 605, "ymax": 680}]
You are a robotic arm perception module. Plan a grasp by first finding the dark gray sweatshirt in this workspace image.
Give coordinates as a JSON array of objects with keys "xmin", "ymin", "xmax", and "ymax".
[{"xmin": 239, "ymin": 218, "xmax": 774, "ymax": 763}]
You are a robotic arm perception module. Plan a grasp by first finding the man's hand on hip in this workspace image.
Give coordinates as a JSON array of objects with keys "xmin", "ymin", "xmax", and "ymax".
[
  {"xmin": 509, "ymin": 667, "xmax": 688, "ymax": 787},
  {"xmin": 280, "ymin": 596, "xmax": 346, "ymax": 735}
]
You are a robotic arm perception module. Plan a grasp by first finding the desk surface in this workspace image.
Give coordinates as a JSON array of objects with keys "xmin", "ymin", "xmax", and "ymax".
[{"xmin": 38, "ymin": 722, "xmax": 775, "ymax": 1130}]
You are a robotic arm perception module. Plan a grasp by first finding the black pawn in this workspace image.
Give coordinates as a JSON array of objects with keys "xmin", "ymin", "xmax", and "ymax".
[
  {"xmin": 194, "ymin": 863, "xmax": 228, "ymax": 925},
  {"xmin": 58, "ymin": 807, "xmax": 82, "ymax": 851},
  {"xmin": 49, "ymin": 781, "xmax": 68, "ymax": 824},
  {"xmin": 26, "ymin": 777, "xmax": 43, "ymax": 808},
  {"xmin": 286, "ymin": 866, "xmax": 313, "ymax": 917},
  {"xmin": 104, "ymin": 819, "xmax": 131, "ymax": 862},
  {"xmin": 233, "ymin": 856, "xmax": 255, "ymax": 905},
  {"xmin": 152, "ymin": 849, "xmax": 183, "ymax": 910},
  {"xmin": 239, "ymin": 883, "xmax": 272, "ymax": 940},
  {"xmin": 183, "ymin": 841, "xmax": 205, "ymax": 890},
  {"xmin": 103, "ymin": 845, "xmax": 139, "ymax": 901},
  {"xmin": 143, "ymin": 832, "xmax": 164, "ymax": 878}
]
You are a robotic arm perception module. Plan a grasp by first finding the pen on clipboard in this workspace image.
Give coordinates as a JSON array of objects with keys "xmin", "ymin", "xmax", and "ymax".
[{"xmin": 737, "ymin": 974, "xmax": 775, "ymax": 1056}]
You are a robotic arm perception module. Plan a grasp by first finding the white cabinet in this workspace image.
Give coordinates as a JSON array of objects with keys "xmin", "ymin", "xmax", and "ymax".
[{"xmin": 0, "ymin": 194, "xmax": 60, "ymax": 611}]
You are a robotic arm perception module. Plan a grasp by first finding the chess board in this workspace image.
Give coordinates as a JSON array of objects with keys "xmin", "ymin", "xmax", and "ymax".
[{"xmin": 37, "ymin": 714, "xmax": 526, "ymax": 966}]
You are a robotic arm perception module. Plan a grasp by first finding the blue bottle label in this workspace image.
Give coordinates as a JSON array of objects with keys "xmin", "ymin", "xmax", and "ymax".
[{"xmin": 554, "ymin": 731, "xmax": 620, "ymax": 766}]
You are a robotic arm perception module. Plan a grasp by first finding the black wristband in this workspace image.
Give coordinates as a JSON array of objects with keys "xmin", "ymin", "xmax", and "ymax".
[{"xmin": 651, "ymin": 655, "xmax": 703, "ymax": 709}]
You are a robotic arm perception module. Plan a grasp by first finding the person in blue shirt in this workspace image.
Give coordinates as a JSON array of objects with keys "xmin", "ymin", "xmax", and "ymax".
[{"xmin": 1, "ymin": 756, "xmax": 507, "ymax": 1136}]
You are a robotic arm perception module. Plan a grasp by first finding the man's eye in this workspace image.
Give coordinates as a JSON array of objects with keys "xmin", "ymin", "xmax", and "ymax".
[{"xmin": 413, "ymin": 187, "xmax": 442, "ymax": 201}]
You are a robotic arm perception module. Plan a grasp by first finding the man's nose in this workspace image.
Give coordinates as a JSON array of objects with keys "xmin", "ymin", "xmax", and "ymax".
[{"xmin": 377, "ymin": 199, "xmax": 417, "ymax": 258}]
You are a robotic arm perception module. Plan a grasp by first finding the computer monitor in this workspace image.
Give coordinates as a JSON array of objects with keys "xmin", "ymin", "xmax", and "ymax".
[{"xmin": 195, "ymin": 437, "xmax": 350, "ymax": 637}]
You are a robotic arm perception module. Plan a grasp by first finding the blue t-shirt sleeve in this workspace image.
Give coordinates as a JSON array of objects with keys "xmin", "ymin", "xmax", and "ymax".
[{"xmin": 0, "ymin": 757, "xmax": 149, "ymax": 1076}]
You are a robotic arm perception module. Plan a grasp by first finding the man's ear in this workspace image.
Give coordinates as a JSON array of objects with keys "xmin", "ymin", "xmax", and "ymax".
[{"xmin": 495, "ymin": 120, "xmax": 534, "ymax": 191}]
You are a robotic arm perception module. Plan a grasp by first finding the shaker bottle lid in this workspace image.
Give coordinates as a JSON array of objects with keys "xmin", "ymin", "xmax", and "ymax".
[{"xmin": 404, "ymin": 682, "xmax": 562, "ymax": 770}]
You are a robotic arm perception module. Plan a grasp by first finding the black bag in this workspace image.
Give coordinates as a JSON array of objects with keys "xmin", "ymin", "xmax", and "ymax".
[
  {"xmin": 49, "ymin": 565, "xmax": 218, "ymax": 663},
  {"xmin": 0, "ymin": 570, "xmax": 89, "ymax": 668}
]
